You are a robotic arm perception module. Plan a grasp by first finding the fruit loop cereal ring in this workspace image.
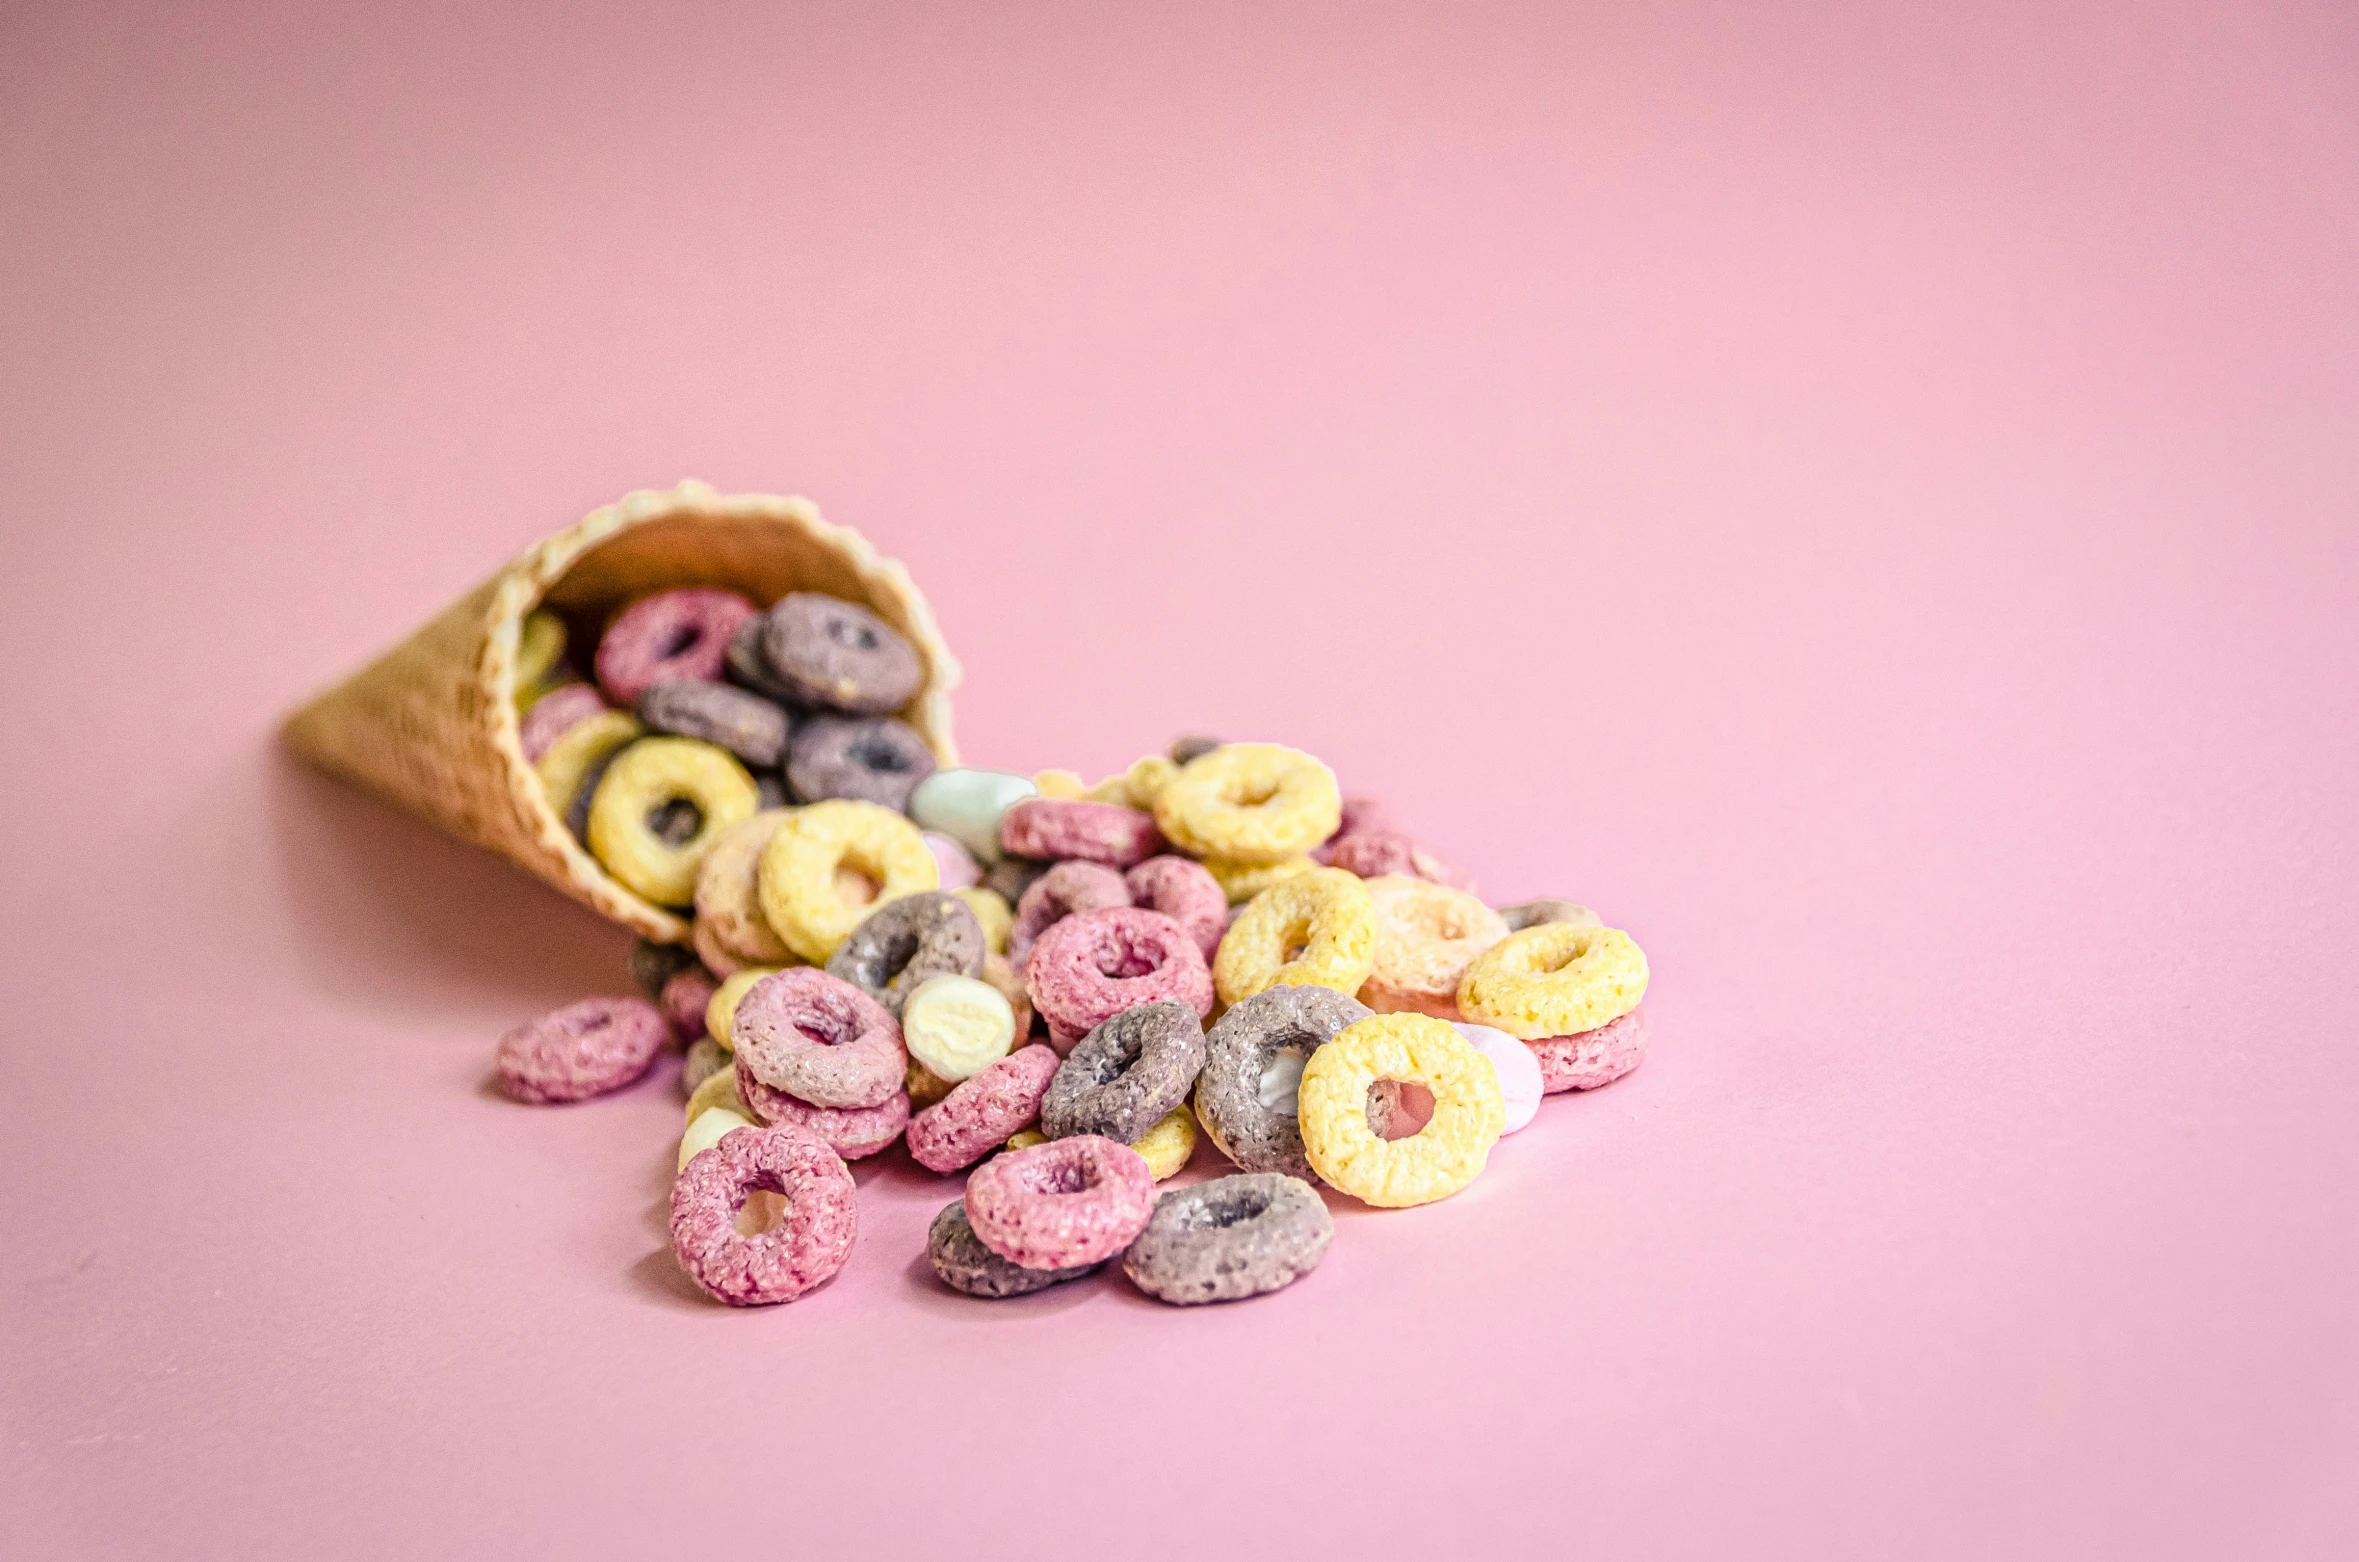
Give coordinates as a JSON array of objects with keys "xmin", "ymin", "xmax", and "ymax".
[
  {"xmin": 787, "ymin": 715, "xmax": 937, "ymax": 811},
  {"xmin": 1024, "ymin": 908, "xmax": 1215, "ymax": 1055},
  {"xmin": 1153, "ymin": 744, "xmax": 1341, "ymax": 864},
  {"xmin": 1359, "ymin": 875, "xmax": 1509, "ymax": 1021},
  {"xmin": 825, "ymin": 892, "xmax": 986, "ymax": 1016},
  {"xmin": 900, "ymin": 974, "xmax": 1016, "ymax": 1081},
  {"xmin": 660, "ymin": 965, "xmax": 719, "ymax": 1042},
  {"xmin": 1297, "ymin": 1013, "xmax": 1505, "ymax": 1207},
  {"xmin": 1454, "ymin": 1021, "xmax": 1545, "ymax": 1130},
  {"xmin": 534, "ymin": 709, "xmax": 643, "ymax": 822},
  {"xmin": 681, "ymin": 1035, "xmax": 731, "ymax": 1098},
  {"xmin": 725, "ymin": 613, "xmax": 802, "ymax": 703},
  {"xmin": 1202, "ymin": 854, "xmax": 1317, "ymax": 906},
  {"xmin": 587, "ymin": 737, "xmax": 761, "ymax": 907},
  {"xmin": 704, "ymin": 965, "xmax": 784, "ymax": 1049},
  {"xmin": 693, "ymin": 809, "xmax": 796, "ymax": 966},
  {"xmin": 1328, "ymin": 830, "xmax": 1471, "ymax": 892},
  {"xmin": 1121, "ymin": 1173, "xmax": 1332, "ymax": 1305},
  {"xmin": 692, "ymin": 918, "xmax": 749, "ymax": 980},
  {"xmin": 732, "ymin": 967, "xmax": 904, "ymax": 1108},
  {"xmin": 1123, "ymin": 856, "xmax": 1227, "ymax": 960},
  {"xmin": 519, "ymin": 682, "xmax": 609, "ymax": 762},
  {"xmin": 669, "ymin": 1124, "xmax": 857, "ymax": 1306},
  {"xmin": 1032, "ymin": 769, "xmax": 1087, "ymax": 799},
  {"xmin": 678, "ymin": 1106, "xmax": 756, "ymax": 1171},
  {"xmin": 1097, "ymin": 754, "xmax": 1180, "ymax": 812},
  {"xmin": 639, "ymin": 680, "xmax": 792, "ymax": 768},
  {"xmin": 964, "ymin": 1135, "xmax": 1157, "ymax": 1269},
  {"xmin": 685, "ymin": 1055, "xmax": 750, "ymax": 1122},
  {"xmin": 496, "ymin": 997, "xmax": 669, "ymax": 1103},
  {"xmin": 1212, "ymin": 867, "xmax": 1378, "ymax": 1007},
  {"xmin": 924, "ymin": 832, "xmax": 981, "ymax": 891},
  {"xmin": 928, "ymin": 1199, "xmax": 1100, "ymax": 1299},
  {"xmin": 905, "ymin": 1043, "xmax": 1060, "ymax": 1173},
  {"xmin": 632, "ymin": 936, "xmax": 697, "ymax": 997},
  {"xmin": 1008, "ymin": 860, "xmax": 1130, "ymax": 970},
  {"xmin": 1529, "ymin": 1007, "xmax": 1650, "ymax": 1093},
  {"xmin": 1457, "ymin": 924, "xmax": 1649, "ymax": 1041},
  {"xmin": 911, "ymin": 769, "xmax": 1038, "ymax": 864},
  {"xmin": 1130, "ymin": 1104, "xmax": 1198, "ymax": 1180},
  {"xmin": 759, "ymin": 593, "xmax": 923, "ymax": 715},
  {"xmin": 1041, "ymin": 1002, "xmax": 1208, "ymax": 1145},
  {"xmin": 998, "ymin": 798, "xmax": 1165, "ymax": 869},
  {"xmin": 734, "ymin": 1059, "xmax": 911, "ymax": 1159},
  {"xmin": 953, "ymin": 886, "xmax": 1013, "ymax": 955},
  {"xmin": 1194, "ymin": 985, "xmax": 1370, "ymax": 1179},
  {"xmin": 757, "ymin": 799, "xmax": 939, "ymax": 963},
  {"xmin": 515, "ymin": 608, "xmax": 569, "ymax": 694},
  {"xmin": 1496, "ymin": 898, "xmax": 1602, "ymax": 933},
  {"xmin": 596, "ymin": 588, "xmax": 757, "ymax": 707}
]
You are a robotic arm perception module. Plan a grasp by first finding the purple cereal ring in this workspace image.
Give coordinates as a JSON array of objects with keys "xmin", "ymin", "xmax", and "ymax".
[
  {"xmin": 1122, "ymin": 856, "xmax": 1227, "ymax": 960},
  {"xmin": 735, "ymin": 1057, "xmax": 910, "ymax": 1159},
  {"xmin": 669, "ymin": 1124, "xmax": 858, "ymax": 1306},
  {"xmin": 659, "ymin": 965, "xmax": 720, "ymax": 1043},
  {"xmin": 759, "ymin": 593, "xmax": 924, "ymax": 715},
  {"xmin": 594, "ymin": 588, "xmax": 757, "ymax": 706},
  {"xmin": 495, "ymin": 996, "xmax": 668, "ymax": 1103},
  {"xmin": 732, "ymin": 967, "xmax": 906, "ymax": 1109},
  {"xmin": 1530, "ymin": 1006, "xmax": 1650, "ymax": 1093},
  {"xmin": 1008, "ymin": 860, "xmax": 1131, "ymax": 970},
  {"xmin": 1327, "ymin": 829, "xmax": 1472, "ymax": 890},
  {"xmin": 785, "ymin": 714, "xmax": 937, "ymax": 811},
  {"xmin": 998, "ymin": 798, "xmax": 1165, "ymax": 869},
  {"xmin": 1312, "ymin": 795, "xmax": 1396, "ymax": 864},
  {"xmin": 638, "ymin": 680, "xmax": 793, "ymax": 768},
  {"xmin": 519, "ymin": 684, "xmax": 610, "ymax": 762},
  {"xmin": 905, "ymin": 1043, "xmax": 1060, "ymax": 1173},
  {"xmin": 963, "ymin": 1135, "xmax": 1157, "ymax": 1269},
  {"xmin": 1023, "ymin": 907, "xmax": 1214, "ymax": 1048}
]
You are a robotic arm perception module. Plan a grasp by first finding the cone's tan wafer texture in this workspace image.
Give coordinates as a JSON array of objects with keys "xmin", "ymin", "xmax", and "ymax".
[{"xmin": 281, "ymin": 482, "xmax": 961, "ymax": 941}]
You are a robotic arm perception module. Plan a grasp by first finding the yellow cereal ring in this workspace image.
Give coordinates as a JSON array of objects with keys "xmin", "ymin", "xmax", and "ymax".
[
  {"xmin": 694, "ymin": 809, "xmax": 796, "ymax": 966},
  {"xmin": 1154, "ymin": 743, "xmax": 1341, "ymax": 864},
  {"xmin": 907, "ymin": 1057, "xmax": 957, "ymax": 1108},
  {"xmin": 952, "ymin": 886, "xmax": 1014, "ymax": 955},
  {"xmin": 1360, "ymin": 875, "xmax": 1510, "ymax": 1021},
  {"xmin": 1213, "ymin": 867, "xmax": 1377, "ymax": 1006},
  {"xmin": 1202, "ymin": 854, "xmax": 1317, "ymax": 905},
  {"xmin": 1006, "ymin": 1129, "xmax": 1048, "ymax": 1152},
  {"xmin": 756, "ymin": 799, "xmax": 939, "ymax": 963},
  {"xmin": 1456, "ymin": 924, "xmax": 1650, "ymax": 1040},
  {"xmin": 1297, "ymin": 1013, "xmax": 1505, "ymax": 1207},
  {"xmin": 1118, "ymin": 755, "xmax": 1181, "ymax": 812},
  {"xmin": 704, "ymin": 965, "xmax": 785, "ymax": 1049},
  {"xmin": 677, "ymin": 1106, "xmax": 755, "ymax": 1171},
  {"xmin": 685, "ymin": 1058, "xmax": 749, "ymax": 1123},
  {"xmin": 1033, "ymin": 769, "xmax": 1088, "ymax": 800},
  {"xmin": 1131, "ymin": 1104, "xmax": 1198, "ymax": 1180},
  {"xmin": 515, "ymin": 608, "xmax": 568, "ymax": 693},
  {"xmin": 586, "ymin": 737, "xmax": 760, "ymax": 907},
  {"xmin": 534, "ymin": 710, "xmax": 643, "ymax": 820}
]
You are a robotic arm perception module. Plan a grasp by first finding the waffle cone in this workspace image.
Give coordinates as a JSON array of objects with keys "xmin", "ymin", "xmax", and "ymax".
[{"xmin": 281, "ymin": 482, "xmax": 961, "ymax": 942}]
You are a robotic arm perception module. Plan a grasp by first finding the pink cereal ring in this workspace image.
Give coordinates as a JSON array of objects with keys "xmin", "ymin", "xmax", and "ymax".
[
  {"xmin": 518, "ymin": 683, "xmax": 610, "ymax": 762},
  {"xmin": 594, "ymin": 588, "xmax": 758, "ymax": 706},
  {"xmin": 732, "ymin": 967, "xmax": 906, "ymax": 1109},
  {"xmin": 905, "ymin": 1043, "xmax": 1060, "ymax": 1172},
  {"xmin": 660, "ymin": 965, "xmax": 720, "ymax": 1043},
  {"xmin": 669, "ymin": 1125, "xmax": 858, "ymax": 1306},
  {"xmin": 1122, "ymin": 855, "xmax": 1227, "ymax": 960},
  {"xmin": 735, "ymin": 1058, "xmax": 910, "ymax": 1159},
  {"xmin": 998, "ymin": 797, "xmax": 1166, "ymax": 868},
  {"xmin": 1023, "ymin": 907, "xmax": 1214, "ymax": 1055},
  {"xmin": 1313, "ymin": 795, "xmax": 1396, "ymax": 864},
  {"xmin": 1530, "ymin": 1006, "xmax": 1650, "ymax": 1093},
  {"xmin": 495, "ymin": 996, "xmax": 668, "ymax": 1104},
  {"xmin": 1008, "ymin": 860, "xmax": 1131, "ymax": 970},
  {"xmin": 964, "ymin": 1134, "xmax": 1157, "ymax": 1269},
  {"xmin": 1327, "ymin": 829, "xmax": 1473, "ymax": 891}
]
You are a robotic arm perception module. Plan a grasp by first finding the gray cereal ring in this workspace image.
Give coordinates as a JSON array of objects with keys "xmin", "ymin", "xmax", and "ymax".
[
  {"xmin": 759, "ymin": 593, "xmax": 924, "ymax": 715},
  {"xmin": 786, "ymin": 715, "xmax": 937, "ymax": 811},
  {"xmin": 726, "ymin": 614, "xmax": 806, "ymax": 705},
  {"xmin": 1495, "ymin": 898, "xmax": 1601, "ymax": 932},
  {"xmin": 1041, "ymin": 1001, "xmax": 1207, "ymax": 1145},
  {"xmin": 1121, "ymin": 1173, "xmax": 1333, "ymax": 1305},
  {"xmin": 927, "ymin": 1198, "xmax": 1101, "ymax": 1298},
  {"xmin": 638, "ymin": 681, "xmax": 793, "ymax": 768},
  {"xmin": 630, "ymin": 937, "xmax": 697, "ymax": 997},
  {"xmin": 824, "ymin": 892, "xmax": 986, "ymax": 1015},
  {"xmin": 1195, "ymin": 985, "xmax": 1371, "ymax": 1180}
]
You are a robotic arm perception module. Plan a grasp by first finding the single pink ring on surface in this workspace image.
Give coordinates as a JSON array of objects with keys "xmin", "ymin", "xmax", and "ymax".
[
  {"xmin": 594, "ymin": 588, "xmax": 758, "ymax": 706},
  {"xmin": 905, "ymin": 1043, "xmax": 1059, "ymax": 1173},
  {"xmin": 731, "ymin": 967, "xmax": 906, "ymax": 1109},
  {"xmin": 518, "ymin": 683, "xmax": 610, "ymax": 762},
  {"xmin": 496, "ymin": 996, "xmax": 669, "ymax": 1103},
  {"xmin": 735, "ymin": 1058, "xmax": 910, "ymax": 1159},
  {"xmin": 963, "ymin": 1134, "xmax": 1156, "ymax": 1269},
  {"xmin": 1022, "ymin": 907, "xmax": 1213, "ymax": 1055},
  {"xmin": 1123, "ymin": 855, "xmax": 1227, "ymax": 960},
  {"xmin": 998, "ymin": 797, "xmax": 1166, "ymax": 868},
  {"xmin": 659, "ymin": 965, "xmax": 720, "ymax": 1044},
  {"xmin": 669, "ymin": 1125, "xmax": 858, "ymax": 1306},
  {"xmin": 1529, "ymin": 1006, "xmax": 1650, "ymax": 1093},
  {"xmin": 1008, "ymin": 860, "xmax": 1131, "ymax": 970}
]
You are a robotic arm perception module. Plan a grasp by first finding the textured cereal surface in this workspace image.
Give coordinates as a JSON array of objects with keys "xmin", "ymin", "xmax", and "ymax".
[
  {"xmin": 1201, "ymin": 854, "xmax": 1318, "ymax": 905},
  {"xmin": 586, "ymin": 737, "xmax": 761, "ymax": 907},
  {"xmin": 927, "ymin": 1199, "xmax": 1101, "ymax": 1299},
  {"xmin": 496, "ymin": 997, "xmax": 669, "ymax": 1104},
  {"xmin": 756, "ymin": 799, "xmax": 939, "ymax": 963},
  {"xmin": 1124, "ymin": 855, "xmax": 1227, "ymax": 959},
  {"xmin": 731, "ymin": 967, "xmax": 906, "ymax": 1109},
  {"xmin": 904, "ymin": 1043, "xmax": 1061, "ymax": 1173},
  {"xmin": 1040, "ymin": 1001, "xmax": 1207, "ymax": 1145},
  {"xmin": 1153, "ymin": 744, "xmax": 1341, "ymax": 863},
  {"xmin": 1130, "ymin": 1104, "xmax": 1198, "ymax": 1180},
  {"xmin": 998, "ymin": 798, "xmax": 1166, "ymax": 868},
  {"xmin": 533, "ymin": 709, "xmax": 643, "ymax": 823},
  {"xmin": 963, "ymin": 1135, "xmax": 1158, "ymax": 1269},
  {"xmin": 1297, "ymin": 1013, "xmax": 1505, "ymax": 1207},
  {"xmin": 1008, "ymin": 860, "xmax": 1130, "ymax": 970},
  {"xmin": 1359, "ymin": 875, "xmax": 1509, "ymax": 1021},
  {"xmin": 704, "ymin": 965, "xmax": 785, "ymax": 1048},
  {"xmin": 1024, "ymin": 907, "xmax": 1215, "ymax": 1044},
  {"xmin": 1529, "ymin": 1007, "xmax": 1650, "ymax": 1093},
  {"xmin": 825, "ymin": 892, "xmax": 986, "ymax": 1015},
  {"xmin": 669, "ymin": 1125, "xmax": 857, "ymax": 1306},
  {"xmin": 734, "ymin": 1060, "xmax": 911, "ymax": 1158},
  {"xmin": 692, "ymin": 809, "xmax": 796, "ymax": 965},
  {"xmin": 1456, "ymin": 924, "xmax": 1650, "ymax": 1040},
  {"xmin": 1212, "ymin": 867, "xmax": 1378, "ymax": 1007},
  {"xmin": 1194, "ymin": 985, "xmax": 1370, "ymax": 1180},
  {"xmin": 1121, "ymin": 1173, "xmax": 1333, "ymax": 1305}
]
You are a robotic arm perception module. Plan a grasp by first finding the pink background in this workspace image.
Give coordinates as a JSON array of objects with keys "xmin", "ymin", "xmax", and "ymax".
[{"xmin": 4, "ymin": 3, "xmax": 2355, "ymax": 1557}]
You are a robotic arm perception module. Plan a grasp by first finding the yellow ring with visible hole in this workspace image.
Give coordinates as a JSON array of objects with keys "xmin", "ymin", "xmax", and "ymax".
[
  {"xmin": 1297, "ymin": 1013, "xmax": 1504, "ymax": 1207},
  {"xmin": 1212, "ymin": 867, "xmax": 1376, "ymax": 1006},
  {"xmin": 1456, "ymin": 924, "xmax": 1649, "ymax": 1040},
  {"xmin": 1153, "ymin": 743, "xmax": 1340, "ymax": 864},
  {"xmin": 586, "ymin": 737, "xmax": 760, "ymax": 907},
  {"xmin": 756, "ymin": 798, "xmax": 939, "ymax": 963}
]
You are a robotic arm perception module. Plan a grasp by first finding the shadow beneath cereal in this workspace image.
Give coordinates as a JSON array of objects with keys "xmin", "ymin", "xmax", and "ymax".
[
  {"xmin": 625, "ymin": 1245, "xmax": 713, "ymax": 1312},
  {"xmin": 895, "ymin": 1248, "xmax": 1110, "ymax": 1320}
]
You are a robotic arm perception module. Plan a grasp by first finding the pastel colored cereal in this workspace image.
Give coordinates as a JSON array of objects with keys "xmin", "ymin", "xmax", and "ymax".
[
  {"xmin": 756, "ymin": 799, "xmax": 939, "ymax": 963},
  {"xmin": 1123, "ymin": 855, "xmax": 1227, "ymax": 959},
  {"xmin": 786, "ymin": 715, "xmax": 937, "ymax": 811},
  {"xmin": 514, "ymin": 608, "xmax": 569, "ymax": 694},
  {"xmin": 899, "ymin": 974, "xmax": 1017, "ymax": 1082},
  {"xmin": 1040, "ymin": 1002, "xmax": 1208, "ymax": 1146},
  {"xmin": 1008, "ymin": 860, "xmax": 1130, "ymax": 970},
  {"xmin": 1456, "ymin": 924, "xmax": 1650, "ymax": 1041},
  {"xmin": 825, "ymin": 892, "xmax": 986, "ymax": 1016},
  {"xmin": 534, "ymin": 709, "xmax": 643, "ymax": 824},
  {"xmin": 586, "ymin": 737, "xmax": 761, "ymax": 907},
  {"xmin": 963, "ymin": 1135, "xmax": 1158, "ymax": 1270},
  {"xmin": 923, "ymin": 832, "xmax": 981, "ymax": 891},
  {"xmin": 638, "ymin": 680, "xmax": 792, "ymax": 768},
  {"xmin": 660, "ymin": 965, "xmax": 719, "ymax": 1042},
  {"xmin": 1296, "ymin": 1013, "xmax": 1505, "ymax": 1208},
  {"xmin": 684, "ymin": 1054, "xmax": 751, "ymax": 1123},
  {"xmin": 952, "ymin": 886, "xmax": 1013, "ymax": 955},
  {"xmin": 1327, "ymin": 829, "xmax": 1471, "ymax": 892},
  {"xmin": 1129, "ymin": 1104, "xmax": 1198, "ymax": 1181},
  {"xmin": 1023, "ymin": 907, "xmax": 1215, "ymax": 1055},
  {"xmin": 904, "ymin": 1042, "xmax": 1060, "ymax": 1173},
  {"xmin": 669, "ymin": 1124, "xmax": 858, "ymax": 1306},
  {"xmin": 981, "ymin": 854, "xmax": 1050, "ymax": 908},
  {"xmin": 1168, "ymin": 734, "xmax": 1221, "ymax": 765},
  {"xmin": 758, "ymin": 593, "xmax": 924, "ymax": 715},
  {"xmin": 1201, "ymin": 854, "xmax": 1318, "ymax": 905},
  {"xmin": 1153, "ymin": 743, "xmax": 1341, "ymax": 864},
  {"xmin": 519, "ymin": 682, "xmax": 609, "ymax": 762},
  {"xmin": 678, "ymin": 1106, "xmax": 756, "ymax": 1171},
  {"xmin": 998, "ymin": 797, "xmax": 1165, "ymax": 868},
  {"xmin": 928, "ymin": 1198, "xmax": 1101, "ymax": 1299},
  {"xmin": 631, "ymin": 937, "xmax": 697, "ymax": 997},
  {"xmin": 1193, "ymin": 984, "xmax": 1370, "ymax": 1179},
  {"xmin": 704, "ymin": 965, "xmax": 784, "ymax": 1049},
  {"xmin": 905, "ymin": 1056, "xmax": 957, "ymax": 1108},
  {"xmin": 1528, "ymin": 1007, "xmax": 1650, "ymax": 1093},
  {"xmin": 680, "ymin": 1034, "xmax": 732, "ymax": 1099},
  {"xmin": 1358, "ymin": 875, "xmax": 1509, "ymax": 1021},
  {"xmin": 910, "ymin": 768, "xmax": 1037, "ymax": 864},
  {"xmin": 734, "ymin": 1059, "xmax": 911, "ymax": 1159},
  {"xmin": 1453, "ymin": 1021, "xmax": 1544, "ymax": 1131},
  {"xmin": 1031, "ymin": 769, "xmax": 1087, "ymax": 800},
  {"xmin": 1211, "ymin": 867, "xmax": 1378, "ymax": 1007},
  {"xmin": 595, "ymin": 588, "xmax": 757, "ymax": 706},
  {"xmin": 724, "ymin": 613, "xmax": 804, "ymax": 704},
  {"xmin": 692, "ymin": 809, "xmax": 796, "ymax": 966},
  {"xmin": 1495, "ymin": 898, "xmax": 1602, "ymax": 933},
  {"xmin": 1121, "ymin": 1173, "xmax": 1332, "ymax": 1305},
  {"xmin": 732, "ymin": 966, "xmax": 905, "ymax": 1109},
  {"xmin": 496, "ymin": 997, "xmax": 669, "ymax": 1104}
]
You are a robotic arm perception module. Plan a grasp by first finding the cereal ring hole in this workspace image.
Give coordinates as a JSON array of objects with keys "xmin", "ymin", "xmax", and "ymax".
[
  {"xmin": 1367, "ymin": 1078, "xmax": 1436, "ymax": 1140},
  {"xmin": 827, "ymin": 618, "xmax": 882, "ymax": 652},
  {"xmin": 733, "ymin": 1185, "xmax": 792, "ymax": 1237},
  {"xmin": 833, "ymin": 865, "xmax": 881, "ymax": 906},
  {"xmin": 1179, "ymin": 1180, "xmax": 1277, "ymax": 1231},
  {"xmin": 659, "ymin": 623, "xmax": 704, "ymax": 658},
  {"xmin": 849, "ymin": 736, "xmax": 916, "ymax": 773},
  {"xmin": 647, "ymin": 797, "xmax": 704, "ymax": 846},
  {"xmin": 1258, "ymin": 1049, "xmax": 1309, "ymax": 1115},
  {"xmin": 1094, "ymin": 930, "xmax": 1167, "ymax": 980}
]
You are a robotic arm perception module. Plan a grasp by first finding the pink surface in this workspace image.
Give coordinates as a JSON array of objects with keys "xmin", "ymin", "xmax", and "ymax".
[{"xmin": 3, "ymin": 4, "xmax": 2356, "ymax": 1558}]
